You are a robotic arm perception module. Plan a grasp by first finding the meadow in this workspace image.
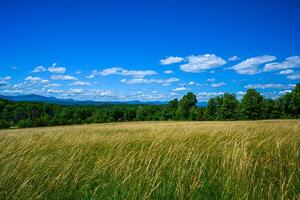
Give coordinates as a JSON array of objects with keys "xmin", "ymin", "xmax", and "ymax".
[{"xmin": 0, "ymin": 120, "xmax": 299, "ymax": 199}]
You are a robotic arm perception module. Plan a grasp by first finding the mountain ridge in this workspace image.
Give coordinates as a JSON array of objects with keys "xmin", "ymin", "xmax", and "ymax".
[{"xmin": 0, "ymin": 94, "xmax": 208, "ymax": 107}]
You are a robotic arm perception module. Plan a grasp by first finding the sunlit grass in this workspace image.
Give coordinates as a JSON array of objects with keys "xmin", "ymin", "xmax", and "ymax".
[{"xmin": 0, "ymin": 120, "xmax": 299, "ymax": 199}]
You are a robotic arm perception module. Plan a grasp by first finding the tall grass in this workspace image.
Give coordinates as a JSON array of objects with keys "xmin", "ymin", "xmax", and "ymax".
[{"xmin": 0, "ymin": 120, "xmax": 299, "ymax": 199}]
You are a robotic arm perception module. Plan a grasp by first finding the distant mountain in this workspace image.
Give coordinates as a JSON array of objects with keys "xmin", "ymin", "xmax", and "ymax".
[
  {"xmin": 0, "ymin": 94, "xmax": 208, "ymax": 106},
  {"xmin": 0, "ymin": 94, "xmax": 169, "ymax": 105}
]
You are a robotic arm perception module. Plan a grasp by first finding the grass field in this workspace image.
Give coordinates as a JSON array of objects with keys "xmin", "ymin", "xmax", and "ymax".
[{"xmin": 0, "ymin": 120, "xmax": 299, "ymax": 199}]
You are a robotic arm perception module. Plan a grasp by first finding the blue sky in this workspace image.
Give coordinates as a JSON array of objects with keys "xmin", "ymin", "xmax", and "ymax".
[{"xmin": 0, "ymin": 0, "xmax": 300, "ymax": 102}]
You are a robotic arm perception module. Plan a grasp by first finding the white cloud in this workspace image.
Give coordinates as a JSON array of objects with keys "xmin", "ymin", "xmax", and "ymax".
[
  {"xmin": 0, "ymin": 76, "xmax": 11, "ymax": 86},
  {"xmin": 264, "ymin": 56, "xmax": 300, "ymax": 72},
  {"xmin": 98, "ymin": 67, "xmax": 121, "ymax": 76},
  {"xmin": 207, "ymin": 78, "xmax": 215, "ymax": 82},
  {"xmin": 33, "ymin": 64, "xmax": 67, "ymax": 74},
  {"xmin": 46, "ymin": 88, "xmax": 113, "ymax": 98},
  {"xmin": 89, "ymin": 89, "xmax": 113, "ymax": 96},
  {"xmin": 173, "ymin": 87, "xmax": 188, "ymax": 91},
  {"xmin": 70, "ymin": 81, "xmax": 92, "ymax": 86},
  {"xmin": 236, "ymin": 91, "xmax": 246, "ymax": 100},
  {"xmin": 228, "ymin": 56, "xmax": 238, "ymax": 61},
  {"xmin": 25, "ymin": 76, "xmax": 49, "ymax": 83},
  {"xmin": 76, "ymin": 70, "xmax": 82, "ymax": 74},
  {"xmin": 47, "ymin": 66, "xmax": 66, "ymax": 73},
  {"xmin": 236, "ymin": 91, "xmax": 246, "ymax": 96},
  {"xmin": 52, "ymin": 62, "xmax": 57, "ymax": 67},
  {"xmin": 47, "ymin": 89, "xmax": 63, "ymax": 94},
  {"xmin": 231, "ymin": 55, "xmax": 276, "ymax": 75},
  {"xmin": 278, "ymin": 69, "xmax": 294, "ymax": 75},
  {"xmin": 287, "ymin": 73, "xmax": 300, "ymax": 80},
  {"xmin": 33, "ymin": 64, "xmax": 66, "ymax": 73},
  {"xmin": 278, "ymin": 90, "xmax": 292, "ymax": 95},
  {"xmin": 164, "ymin": 70, "xmax": 173, "ymax": 74},
  {"xmin": 86, "ymin": 69, "xmax": 98, "ymax": 79},
  {"xmin": 51, "ymin": 75, "xmax": 78, "ymax": 81},
  {"xmin": 69, "ymin": 88, "xmax": 84, "ymax": 94},
  {"xmin": 98, "ymin": 67, "xmax": 157, "ymax": 78},
  {"xmin": 25, "ymin": 76, "xmax": 42, "ymax": 82},
  {"xmin": 180, "ymin": 54, "xmax": 226, "ymax": 73},
  {"xmin": 188, "ymin": 81, "xmax": 195, "ymax": 85},
  {"xmin": 160, "ymin": 56, "xmax": 184, "ymax": 65},
  {"xmin": 197, "ymin": 92, "xmax": 224, "ymax": 101},
  {"xmin": 32, "ymin": 66, "xmax": 46, "ymax": 73},
  {"xmin": 121, "ymin": 77, "xmax": 179, "ymax": 85},
  {"xmin": 2, "ymin": 76, "xmax": 11, "ymax": 81},
  {"xmin": 211, "ymin": 82, "xmax": 226, "ymax": 88},
  {"xmin": 244, "ymin": 83, "xmax": 295, "ymax": 89}
]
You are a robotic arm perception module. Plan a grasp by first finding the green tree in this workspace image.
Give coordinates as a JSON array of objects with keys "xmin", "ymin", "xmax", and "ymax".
[
  {"xmin": 136, "ymin": 106, "xmax": 147, "ymax": 121},
  {"xmin": 217, "ymin": 93, "xmax": 239, "ymax": 120},
  {"xmin": 204, "ymin": 96, "xmax": 223, "ymax": 120},
  {"xmin": 240, "ymin": 89, "xmax": 264, "ymax": 120},
  {"xmin": 177, "ymin": 92, "xmax": 197, "ymax": 120},
  {"xmin": 262, "ymin": 99, "xmax": 276, "ymax": 119},
  {"xmin": 163, "ymin": 98, "xmax": 178, "ymax": 120},
  {"xmin": 0, "ymin": 120, "xmax": 10, "ymax": 129}
]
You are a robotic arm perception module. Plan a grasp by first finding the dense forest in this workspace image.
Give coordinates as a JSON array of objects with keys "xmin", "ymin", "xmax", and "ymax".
[{"xmin": 0, "ymin": 84, "xmax": 299, "ymax": 129}]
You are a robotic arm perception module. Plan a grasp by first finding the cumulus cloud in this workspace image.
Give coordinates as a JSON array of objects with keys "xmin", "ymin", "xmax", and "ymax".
[
  {"xmin": 69, "ymin": 81, "xmax": 92, "ymax": 86},
  {"xmin": 86, "ymin": 69, "xmax": 98, "ymax": 79},
  {"xmin": 2, "ymin": 76, "xmax": 11, "ymax": 81},
  {"xmin": 197, "ymin": 92, "xmax": 224, "ymax": 102},
  {"xmin": 52, "ymin": 62, "xmax": 57, "ymax": 67},
  {"xmin": 51, "ymin": 75, "xmax": 78, "ymax": 81},
  {"xmin": 46, "ymin": 88, "xmax": 113, "ymax": 97},
  {"xmin": 236, "ymin": 91, "xmax": 246, "ymax": 96},
  {"xmin": 244, "ymin": 83, "xmax": 295, "ymax": 89},
  {"xmin": 116, "ymin": 90, "xmax": 167, "ymax": 101},
  {"xmin": 263, "ymin": 56, "xmax": 300, "ymax": 72},
  {"xmin": 278, "ymin": 90, "xmax": 292, "ymax": 95},
  {"xmin": 32, "ymin": 66, "xmax": 46, "ymax": 73},
  {"xmin": 173, "ymin": 87, "xmax": 188, "ymax": 91},
  {"xmin": 0, "ymin": 76, "xmax": 11, "ymax": 86},
  {"xmin": 231, "ymin": 55, "xmax": 276, "ymax": 75},
  {"xmin": 25, "ymin": 76, "xmax": 42, "ymax": 82},
  {"xmin": 228, "ymin": 56, "xmax": 239, "ymax": 61},
  {"xmin": 207, "ymin": 78, "xmax": 215, "ymax": 82},
  {"xmin": 47, "ymin": 66, "xmax": 66, "ymax": 73},
  {"xmin": 287, "ymin": 73, "xmax": 300, "ymax": 80},
  {"xmin": 160, "ymin": 56, "xmax": 184, "ymax": 65},
  {"xmin": 69, "ymin": 88, "xmax": 84, "ymax": 94},
  {"xmin": 180, "ymin": 54, "xmax": 226, "ymax": 73},
  {"xmin": 25, "ymin": 76, "xmax": 49, "ymax": 83},
  {"xmin": 211, "ymin": 82, "xmax": 226, "ymax": 88},
  {"xmin": 163, "ymin": 70, "xmax": 173, "ymax": 74},
  {"xmin": 96, "ymin": 67, "xmax": 157, "ymax": 78},
  {"xmin": 32, "ymin": 64, "xmax": 66, "ymax": 73},
  {"xmin": 121, "ymin": 77, "xmax": 179, "ymax": 85},
  {"xmin": 278, "ymin": 69, "xmax": 294, "ymax": 75}
]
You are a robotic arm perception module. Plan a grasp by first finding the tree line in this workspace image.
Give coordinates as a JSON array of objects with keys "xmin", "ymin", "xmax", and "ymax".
[{"xmin": 0, "ymin": 84, "xmax": 299, "ymax": 129}]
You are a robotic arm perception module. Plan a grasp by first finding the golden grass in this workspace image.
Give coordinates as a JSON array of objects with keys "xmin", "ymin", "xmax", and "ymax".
[{"xmin": 0, "ymin": 120, "xmax": 299, "ymax": 199}]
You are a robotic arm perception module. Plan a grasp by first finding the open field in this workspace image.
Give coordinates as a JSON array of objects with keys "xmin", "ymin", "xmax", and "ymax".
[{"xmin": 0, "ymin": 120, "xmax": 299, "ymax": 199}]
